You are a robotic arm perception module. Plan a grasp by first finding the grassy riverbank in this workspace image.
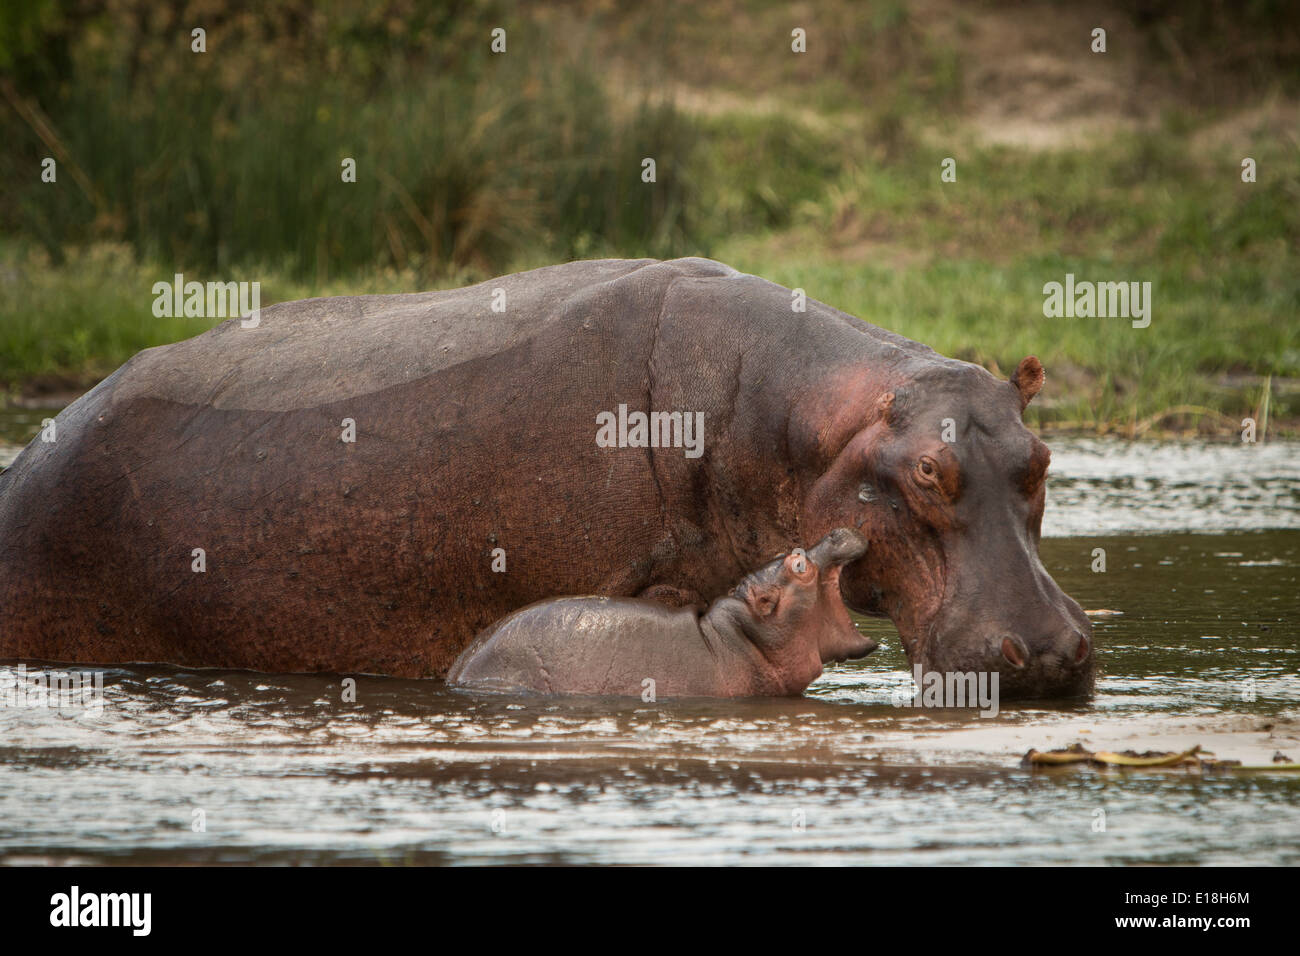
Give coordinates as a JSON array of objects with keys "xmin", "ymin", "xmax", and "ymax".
[{"xmin": 2, "ymin": 1, "xmax": 1296, "ymax": 435}]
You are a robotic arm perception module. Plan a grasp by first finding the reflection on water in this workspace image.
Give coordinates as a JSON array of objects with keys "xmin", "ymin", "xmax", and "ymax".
[
  {"xmin": 0, "ymin": 405, "xmax": 60, "ymax": 468},
  {"xmin": 1045, "ymin": 438, "xmax": 1300, "ymax": 536},
  {"xmin": 1, "ymin": 404, "xmax": 1298, "ymax": 864}
]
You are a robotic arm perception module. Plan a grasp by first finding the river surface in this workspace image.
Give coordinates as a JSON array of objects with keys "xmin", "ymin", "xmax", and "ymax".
[{"xmin": 0, "ymin": 407, "xmax": 1297, "ymax": 865}]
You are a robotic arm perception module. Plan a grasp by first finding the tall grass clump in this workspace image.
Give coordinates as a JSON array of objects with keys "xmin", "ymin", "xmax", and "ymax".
[{"xmin": 0, "ymin": 0, "xmax": 703, "ymax": 282}]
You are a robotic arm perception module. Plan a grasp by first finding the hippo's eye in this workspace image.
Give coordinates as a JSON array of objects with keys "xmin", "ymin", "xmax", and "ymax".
[
  {"xmin": 914, "ymin": 456, "xmax": 954, "ymax": 496},
  {"xmin": 789, "ymin": 549, "xmax": 808, "ymax": 574}
]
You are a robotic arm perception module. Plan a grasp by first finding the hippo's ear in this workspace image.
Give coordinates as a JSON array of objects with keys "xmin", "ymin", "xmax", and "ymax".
[
  {"xmin": 1010, "ymin": 356, "xmax": 1045, "ymax": 411},
  {"xmin": 873, "ymin": 391, "xmax": 896, "ymax": 424},
  {"xmin": 742, "ymin": 584, "xmax": 780, "ymax": 619}
]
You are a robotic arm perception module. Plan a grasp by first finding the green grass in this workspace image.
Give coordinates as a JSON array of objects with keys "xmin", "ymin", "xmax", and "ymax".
[
  {"xmin": 0, "ymin": 243, "xmax": 461, "ymax": 392},
  {"xmin": 718, "ymin": 248, "xmax": 1296, "ymax": 434},
  {"xmin": 0, "ymin": 3, "xmax": 703, "ymax": 282},
  {"xmin": 3, "ymin": 115, "xmax": 1297, "ymax": 434},
  {"xmin": 712, "ymin": 125, "xmax": 1299, "ymax": 435},
  {"xmin": 2, "ymin": 0, "xmax": 1297, "ymax": 435},
  {"xmin": 0, "ymin": 245, "xmax": 205, "ymax": 388}
]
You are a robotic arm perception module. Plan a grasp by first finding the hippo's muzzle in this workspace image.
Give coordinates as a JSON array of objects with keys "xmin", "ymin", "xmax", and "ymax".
[
  {"xmin": 922, "ymin": 602, "xmax": 1096, "ymax": 700},
  {"xmin": 998, "ymin": 628, "xmax": 1091, "ymax": 672}
]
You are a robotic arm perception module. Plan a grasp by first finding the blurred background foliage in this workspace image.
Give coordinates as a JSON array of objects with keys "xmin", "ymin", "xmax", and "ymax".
[
  {"xmin": 0, "ymin": 0, "xmax": 1298, "ymax": 433},
  {"xmin": 0, "ymin": 0, "xmax": 702, "ymax": 276}
]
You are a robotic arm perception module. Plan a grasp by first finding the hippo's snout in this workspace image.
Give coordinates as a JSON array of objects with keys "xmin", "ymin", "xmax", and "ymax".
[
  {"xmin": 998, "ymin": 627, "xmax": 1089, "ymax": 669},
  {"xmin": 918, "ymin": 609, "xmax": 1095, "ymax": 700},
  {"xmin": 999, "ymin": 635, "xmax": 1028, "ymax": 669},
  {"xmin": 982, "ymin": 621, "xmax": 1093, "ymax": 696}
]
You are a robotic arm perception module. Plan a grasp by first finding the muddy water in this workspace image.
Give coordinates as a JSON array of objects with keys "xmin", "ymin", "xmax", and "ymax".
[{"xmin": 0, "ymin": 408, "xmax": 1297, "ymax": 865}]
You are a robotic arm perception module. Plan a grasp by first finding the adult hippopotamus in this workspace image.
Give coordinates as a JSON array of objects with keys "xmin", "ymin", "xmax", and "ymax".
[
  {"xmin": 448, "ymin": 528, "xmax": 873, "ymax": 697},
  {"xmin": 0, "ymin": 257, "xmax": 1094, "ymax": 697}
]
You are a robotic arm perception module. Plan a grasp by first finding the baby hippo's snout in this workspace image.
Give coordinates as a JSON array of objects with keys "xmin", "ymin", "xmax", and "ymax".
[
  {"xmin": 797, "ymin": 527, "xmax": 875, "ymax": 665},
  {"xmin": 806, "ymin": 527, "xmax": 870, "ymax": 569}
]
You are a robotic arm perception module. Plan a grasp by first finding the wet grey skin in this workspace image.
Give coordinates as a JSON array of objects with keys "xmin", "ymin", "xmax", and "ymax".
[{"xmin": 446, "ymin": 528, "xmax": 873, "ymax": 698}]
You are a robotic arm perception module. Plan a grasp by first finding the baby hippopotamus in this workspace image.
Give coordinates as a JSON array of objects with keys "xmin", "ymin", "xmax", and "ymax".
[{"xmin": 446, "ymin": 528, "xmax": 873, "ymax": 698}]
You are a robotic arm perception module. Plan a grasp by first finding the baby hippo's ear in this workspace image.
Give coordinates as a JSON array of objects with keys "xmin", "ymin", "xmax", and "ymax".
[{"xmin": 742, "ymin": 584, "xmax": 781, "ymax": 619}]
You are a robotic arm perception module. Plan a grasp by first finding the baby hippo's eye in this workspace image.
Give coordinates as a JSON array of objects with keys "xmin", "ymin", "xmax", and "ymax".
[{"xmin": 790, "ymin": 549, "xmax": 808, "ymax": 574}]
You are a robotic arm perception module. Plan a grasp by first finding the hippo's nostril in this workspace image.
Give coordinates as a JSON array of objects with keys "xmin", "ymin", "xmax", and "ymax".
[
  {"xmin": 1074, "ymin": 632, "xmax": 1091, "ymax": 665},
  {"xmin": 1000, "ymin": 636, "xmax": 1027, "ymax": 669}
]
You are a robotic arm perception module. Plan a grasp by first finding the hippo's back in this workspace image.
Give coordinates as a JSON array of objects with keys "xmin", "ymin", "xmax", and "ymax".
[
  {"xmin": 102, "ymin": 258, "xmax": 675, "ymax": 413},
  {"xmin": 0, "ymin": 257, "xmax": 752, "ymax": 671}
]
